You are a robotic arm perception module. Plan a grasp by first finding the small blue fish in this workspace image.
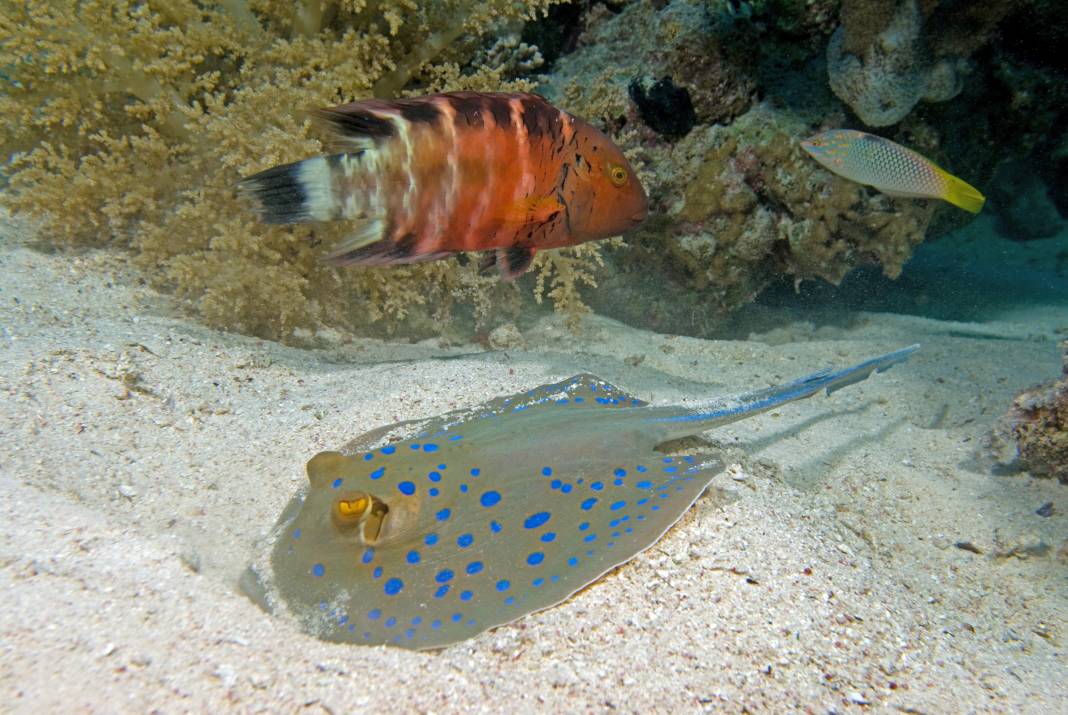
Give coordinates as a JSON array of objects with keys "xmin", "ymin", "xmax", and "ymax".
[{"xmin": 245, "ymin": 345, "xmax": 918, "ymax": 649}]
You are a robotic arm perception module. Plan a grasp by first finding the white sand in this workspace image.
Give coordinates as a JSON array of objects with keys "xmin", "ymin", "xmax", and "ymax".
[{"xmin": 2, "ymin": 218, "xmax": 1066, "ymax": 713}]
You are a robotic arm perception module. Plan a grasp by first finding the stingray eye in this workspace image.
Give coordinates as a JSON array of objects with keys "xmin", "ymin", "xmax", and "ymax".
[
  {"xmin": 333, "ymin": 493, "xmax": 370, "ymax": 528},
  {"xmin": 608, "ymin": 165, "xmax": 628, "ymax": 187}
]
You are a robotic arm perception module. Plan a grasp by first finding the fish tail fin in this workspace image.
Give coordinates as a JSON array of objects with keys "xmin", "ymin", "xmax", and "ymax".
[
  {"xmin": 938, "ymin": 169, "xmax": 985, "ymax": 214},
  {"xmin": 238, "ymin": 154, "xmax": 361, "ymax": 224},
  {"xmin": 649, "ymin": 345, "xmax": 919, "ymax": 437}
]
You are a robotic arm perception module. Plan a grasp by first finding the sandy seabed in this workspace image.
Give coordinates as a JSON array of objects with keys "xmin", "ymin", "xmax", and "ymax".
[{"xmin": 1, "ymin": 220, "xmax": 1066, "ymax": 714}]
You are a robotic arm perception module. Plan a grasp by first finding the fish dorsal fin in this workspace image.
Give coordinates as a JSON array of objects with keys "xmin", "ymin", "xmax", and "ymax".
[{"xmin": 312, "ymin": 104, "xmax": 398, "ymax": 152}]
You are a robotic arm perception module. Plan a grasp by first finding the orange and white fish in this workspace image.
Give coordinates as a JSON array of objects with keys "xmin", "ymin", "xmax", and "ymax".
[
  {"xmin": 239, "ymin": 91, "xmax": 648, "ymax": 279},
  {"xmin": 801, "ymin": 129, "xmax": 985, "ymax": 214}
]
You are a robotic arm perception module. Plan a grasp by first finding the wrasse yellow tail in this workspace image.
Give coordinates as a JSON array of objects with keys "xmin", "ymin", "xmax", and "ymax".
[
  {"xmin": 937, "ymin": 168, "xmax": 986, "ymax": 214},
  {"xmin": 801, "ymin": 129, "xmax": 986, "ymax": 214}
]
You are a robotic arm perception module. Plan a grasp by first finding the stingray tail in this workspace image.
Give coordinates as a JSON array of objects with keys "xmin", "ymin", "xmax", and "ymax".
[{"xmin": 650, "ymin": 344, "xmax": 919, "ymax": 435}]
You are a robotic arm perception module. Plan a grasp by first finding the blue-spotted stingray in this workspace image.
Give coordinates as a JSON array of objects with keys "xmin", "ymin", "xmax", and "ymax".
[{"xmin": 244, "ymin": 345, "xmax": 918, "ymax": 649}]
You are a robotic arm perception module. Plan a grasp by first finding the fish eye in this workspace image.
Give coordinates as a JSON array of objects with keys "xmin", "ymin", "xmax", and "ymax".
[{"xmin": 608, "ymin": 165, "xmax": 628, "ymax": 187}]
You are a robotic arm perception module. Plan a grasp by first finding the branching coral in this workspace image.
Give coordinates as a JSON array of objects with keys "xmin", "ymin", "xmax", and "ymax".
[{"xmin": 0, "ymin": 0, "xmax": 587, "ymax": 343}]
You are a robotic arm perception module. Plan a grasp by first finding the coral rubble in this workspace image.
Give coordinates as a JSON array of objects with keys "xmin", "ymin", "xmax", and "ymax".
[{"xmin": 987, "ymin": 341, "xmax": 1068, "ymax": 483}]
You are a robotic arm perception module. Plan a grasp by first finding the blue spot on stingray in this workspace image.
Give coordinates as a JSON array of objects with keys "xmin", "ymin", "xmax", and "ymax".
[
  {"xmin": 431, "ymin": 619, "xmax": 442, "ymax": 629},
  {"xmin": 567, "ymin": 557, "xmax": 579, "ymax": 567},
  {"xmin": 434, "ymin": 585, "xmax": 449, "ymax": 599},
  {"xmin": 581, "ymin": 498, "xmax": 598, "ymax": 510},
  {"xmin": 385, "ymin": 617, "xmax": 396, "ymax": 628},
  {"xmin": 460, "ymin": 483, "xmax": 468, "ymax": 493},
  {"xmin": 651, "ymin": 505, "xmax": 661, "ymax": 511},
  {"xmin": 550, "ymin": 479, "xmax": 562, "ymax": 489},
  {"xmin": 398, "ymin": 480, "xmax": 415, "ymax": 495},
  {"xmin": 406, "ymin": 550, "xmax": 420, "ymax": 564},
  {"xmin": 480, "ymin": 491, "xmax": 501, "ymax": 508},
  {"xmin": 368, "ymin": 608, "xmax": 381, "ymax": 620},
  {"xmin": 542, "ymin": 466, "xmax": 553, "ymax": 476},
  {"xmin": 527, "ymin": 552, "xmax": 545, "ymax": 565},
  {"xmin": 637, "ymin": 498, "xmax": 649, "ymax": 506},
  {"xmin": 424, "ymin": 443, "xmax": 439, "ymax": 452},
  {"xmin": 470, "ymin": 468, "xmax": 481, "ymax": 476},
  {"xmin": 490, "ymin": 520, "xmax": 502, "ymax": 533},
  {"xmin": 429, "ymin": 487, "xmax": 440, "ymax": 497},
  {"xmin": 425, "ymin": 533, "xmax": 439, "ymax": 547},
  {"xmin": 457, "ymin": 533, "xmax": 474, "ymax": 548},
  {"xmin": 405, "ymin": 628, "xmax": 416, "ymax": 639},
  {"xmin": 525, "ymin": 512, "xmax": 551, "ymax": 529},
  {"xmin": 496, "ymin": 580, "xmax": 511, "ymax": 592},
  {"xmin": 312, "ymin": 563, "xmax": 325, "ymax": 577},
  {"xmin": 579, "ymin": 521, "xmax": 590, "ymax": 531},
  {"xmin": 410, "ymin": 444, "xmax": 420, "ymax": 450},
  {"xmin": 361, "ymin": 548, "xmax": 375, "ymax": 564},
  {"xmin": 331, "ymin": 478, "xmax": 342, "ymax": 489},
  {"xmin": 370, "ymin": 466, "xmax": 385, "ymax": 480},
  {"xmin": 505, "ymin": 596, "xmax": 516, "ymax": 606},
  {"xmin": 466, "ymin": 561, "xmax": 483, "ymax": 575},
  {"xmin": 636, "ymin": 465, "xmax": 648, "ymax": 473},
  {"xmin": 574, "ymin": 396, "xmax": 585, "ymax": 403},
  {"xmin": 626, "ymin": 527, "xmax": 634, "ymax": 533},
  {"xmin": 384, "ymin": 578, "xmax": 404, "ymax": 595},
  {"xmin": 460, "ymin": 591, "xmax": 472, "ymax": 602},
  {"xmin": 663, "ymin": 457, "xmax": 673, "ymax": 463},
  {"xmin": 428, "ymin": 471, "xmax": 442, "ymax": 482},
  {"xmin": 637, "ymin": 514, "xmax": 646, "ymax": 521},
  {"xmin": 584, "ymin": 534, "xmax": 597, "ymax": 543},
  {"xmin": 533, "ymin": 577, "xmax": 545, "ymax": 587},
  {"xmin": 292, "ymin": 528, "xmax": 301, "ymax": 540},
  {"xmin": 664, "ymin": 466, "xmax": 678, "ymax": 474},
  {"xmin": 373, "ymin": 566, "xmax": 383, "ymax": 579},
  {"xmin": 590, "ymin": 481, "xmax": 604, "ymax": 491},
  {"xmin": 636, "ymin": 480, "xmax": 653, "ymax": 489},
  {"xmin": 438, "ymin": 464, "xmax": 446, "ymax": 470},
  {"xmin": 614, "ymin": 468, "xmax": 626, "ymax": 477},
  {"xmin": 436, "ymin": 508, "xmax": 451, "ymax": 522},
  {"xmin": 449, "ymin": 434, "xmax": 463, "ymax": 441},
  {"xmin": 614, "ymin": 479, "xmax": 624, "ymax": 486},
  {"xmin": 381, "ymin": 445, "xmax": 396, "ymax": 455},
  {"xmin": 561, "ymin": 484, "xmax": 573, "ymax": 494},
  {"xmin": 541, "ymin": 532, "xmax": 556, "ymax": 542},
  {"xmin": 364, "ymin": 453, "xmax": 373, "ymax": 461},
  {"xmin": 435, "ymin": 569, "xmax": 454, "ymax": 583}
]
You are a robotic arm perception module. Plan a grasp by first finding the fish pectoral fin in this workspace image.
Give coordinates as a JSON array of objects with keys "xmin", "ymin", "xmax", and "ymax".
[
  {"xmin": 323, "ymin": 217, "xmax": 387, "ymax": 264},
  {"xmin": 494, "ymin": 195, "xmax": 564, "ymax": 226},
  {"xmin": 496, "ymin": 247, "xmax": 535, "ymax": 280}
]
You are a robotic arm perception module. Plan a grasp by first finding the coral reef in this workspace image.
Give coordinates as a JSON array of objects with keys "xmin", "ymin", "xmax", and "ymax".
[
  {"xmin": 0, "ymin": 0, "xmax": 599, "ymax": 343},
  {"xmin": 826, "ymin": 0, "xmax": 1020, "ymax": 127},
  {"xmin": 827, "ymin": 0, "xmax": 964, "ymax": 127},
  {"xmin": 541, "ymin": 2, "xmax": 935, "ymax": 335},
  {"xmin": 986, "ymin": 341, "xmax": 1068, "ymax": 484}
]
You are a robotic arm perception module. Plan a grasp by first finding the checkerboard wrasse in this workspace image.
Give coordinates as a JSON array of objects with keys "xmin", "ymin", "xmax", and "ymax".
[
  {"xmin": 239, "ymin": 92, "xmax": 648, "ymax": 279},
  {"xmin": 243, "ymin": 345, "xmax": 918, "ymax": 650},
  {"xmin": 802, "ymin": 129, "xmax": 985, "ymax": 213}
]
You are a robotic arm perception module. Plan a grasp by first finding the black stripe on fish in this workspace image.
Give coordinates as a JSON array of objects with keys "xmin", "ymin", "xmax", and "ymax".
[
  {"xmin": 486, "ymin": 95, "xmax": 513, "ymax": 130},
  {"xmin": 519, "ymin": 95, "xmax": 556, "ymax": 139},
  {"xmin": 445, "ymin": 93, "xmax": 485, "ymax": 129},
  {"xmin": 315, "ymin": 106, "xmax": 395, "ymax": 141},
  {"xmin": 395, "ymin": 100, "xmax": 442, "ymax": 126}
]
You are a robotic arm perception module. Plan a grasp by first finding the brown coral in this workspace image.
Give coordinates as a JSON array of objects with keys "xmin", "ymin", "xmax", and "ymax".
[
  {"xmin": 0, "ymin": 0, "xmax": 595, "ymax": 344},
  {"xmin": 990, "ymin": 341, "xmax": 1068, "ymax": 483}
]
